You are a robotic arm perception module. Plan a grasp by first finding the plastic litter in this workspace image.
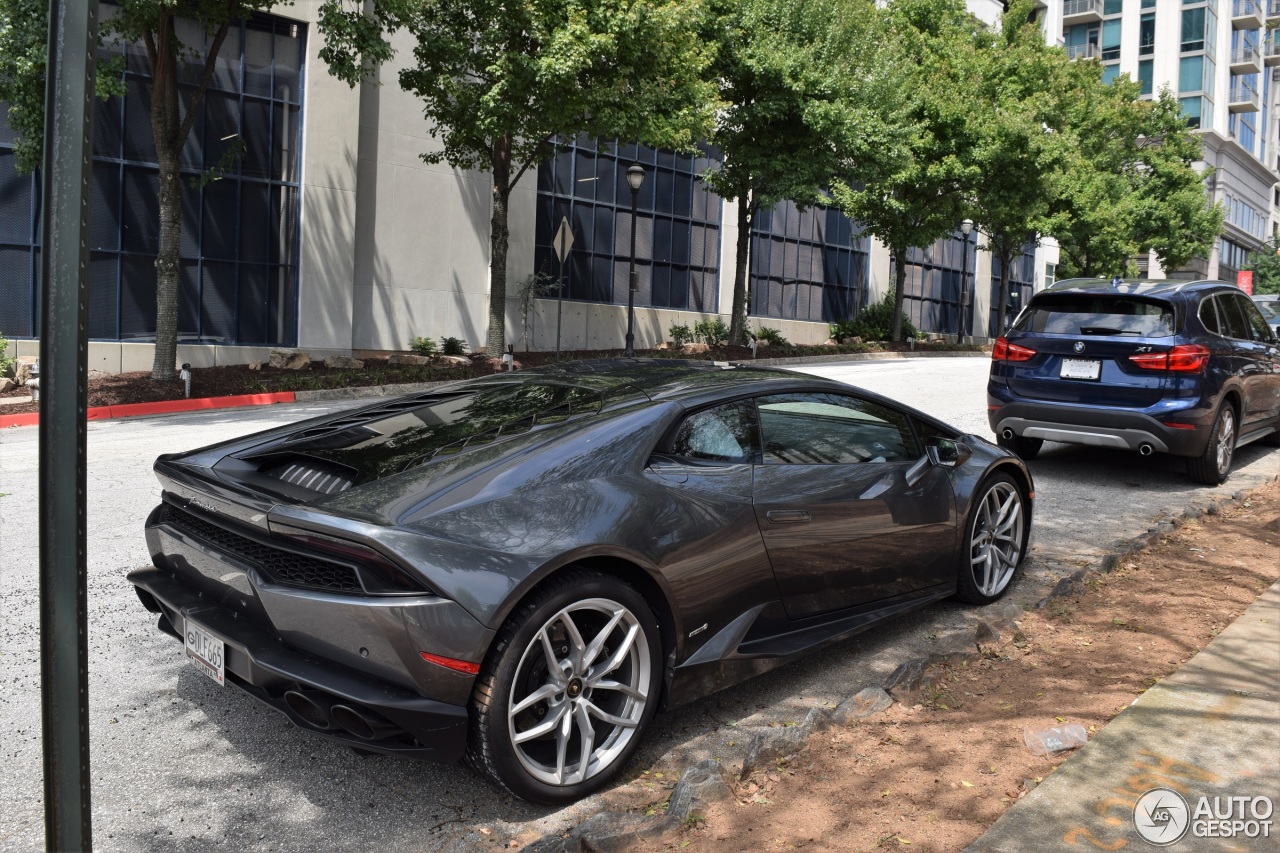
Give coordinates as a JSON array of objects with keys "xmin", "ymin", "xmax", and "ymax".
[{"xmin": 1024, "ymin": 723, "xmax": 1088, "ymax": 755}]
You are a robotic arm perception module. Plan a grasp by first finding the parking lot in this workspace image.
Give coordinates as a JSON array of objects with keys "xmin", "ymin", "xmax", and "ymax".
[{"xmin": 0, "ymin": 355, "xmax": 1276, "ymax": 852}]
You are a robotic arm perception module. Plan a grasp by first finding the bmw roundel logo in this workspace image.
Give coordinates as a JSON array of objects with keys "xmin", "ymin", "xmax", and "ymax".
[{"xmin": 1073, "ymin": 341, "xmax": 1085, "ymax": 353}]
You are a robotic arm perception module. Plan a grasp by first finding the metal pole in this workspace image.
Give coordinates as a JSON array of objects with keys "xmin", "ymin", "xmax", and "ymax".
[
  {"xmin": 555, "ymin": 253, "xmax": 563, "ymax": 362},
  {"xmin": 624, "ymin": 186, "xmax": 638, "ymax": 358},
  {"xmin": 961, "ymin": 234, "xmax": 971, "ymax": 343},
  {"xmin": 39, "ymin": 1, "xmax": 99, "ymax": 850}
]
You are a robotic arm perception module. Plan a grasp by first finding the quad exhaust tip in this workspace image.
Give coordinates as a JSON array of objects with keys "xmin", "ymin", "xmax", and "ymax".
[
  {"xmin": 331, "ymin": 704, "xmax": 400, "ymax": 741},
  {"xmin": 283, "ymin": 689, "xmax": 336, "ymax": 731}
]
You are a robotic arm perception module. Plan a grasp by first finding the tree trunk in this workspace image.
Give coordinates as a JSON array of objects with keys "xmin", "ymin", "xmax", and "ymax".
[
  {"xmin": 728, "ymin": 190, "xmax": 753, "ymax": 346},
  {"xmin": 147, "ymin": 13, "xmax": 231, "ymax": 382},
  {"xmin": 996, "ymin": 238, "xmax": 1013, "ymax": 338},
  {"xmin": 891, "ymin": 245, "xmax": 908, "ymax": 342},
  {"xmin": 486, "ymin": 134, "xmax": 512, "ymax": 356}
]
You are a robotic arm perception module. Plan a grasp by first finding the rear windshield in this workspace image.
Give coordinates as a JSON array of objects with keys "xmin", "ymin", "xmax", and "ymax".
[
  {"xmin": 272, "ymin": 382, "xmax": 605, "ymax": 481},
  {"xmin": 1013, "ymin": 296, "xmax": 1177, "ymax": 338}
]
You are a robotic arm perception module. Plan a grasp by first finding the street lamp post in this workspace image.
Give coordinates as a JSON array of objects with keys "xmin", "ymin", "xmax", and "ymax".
[
  {"xmin": 959, "ymin": 219, "xmax": 974, "ymax": 343},
  {"xmin": 624, "ymin": 163, "xmax": 645, "ymax": 357}
]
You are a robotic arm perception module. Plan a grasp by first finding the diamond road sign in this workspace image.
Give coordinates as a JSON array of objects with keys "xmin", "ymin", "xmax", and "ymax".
[{"xmin": 553, "ymin": 216, "xmax": 574, "ymax": 262}]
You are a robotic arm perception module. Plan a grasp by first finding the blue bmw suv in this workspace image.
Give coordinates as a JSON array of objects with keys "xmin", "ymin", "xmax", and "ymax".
[{"xmin": 988, "ymin": 278, "xmax": 1280, "ymax": 484}]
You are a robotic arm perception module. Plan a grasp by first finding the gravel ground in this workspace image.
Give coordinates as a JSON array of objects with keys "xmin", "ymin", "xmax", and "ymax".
[{"xmin": 0, "ymin": 356, "xmax": 1276, "ymax": 852}]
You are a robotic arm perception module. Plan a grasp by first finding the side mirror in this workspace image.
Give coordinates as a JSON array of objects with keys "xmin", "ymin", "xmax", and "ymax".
[{"xmin": 926, "ymin": 438, "xmax": 970, "ymax": 468}]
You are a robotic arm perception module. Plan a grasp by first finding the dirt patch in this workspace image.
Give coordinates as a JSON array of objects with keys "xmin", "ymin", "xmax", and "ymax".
[
  {"xmin": 628, "ymin": 480, "xmax": 1280, "ymax": 853},
  {"xmin": 0, "ymin": 341, "xmax": 980, "ymax": 416}
]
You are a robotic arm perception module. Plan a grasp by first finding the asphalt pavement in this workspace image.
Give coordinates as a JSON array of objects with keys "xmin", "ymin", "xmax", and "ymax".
[{"xmin": 0, "ymin": 355, "xmax": 1276, "ymax": 852}]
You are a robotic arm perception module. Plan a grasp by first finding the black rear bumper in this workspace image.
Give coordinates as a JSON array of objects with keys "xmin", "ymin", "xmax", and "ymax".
[
  {"xmin": 987, "ymin": 400, "xmax": 1211, "ymax": 457},
  {"xmin": 129, "ymin": 567, "xmax": 469, "ymax": 763}
]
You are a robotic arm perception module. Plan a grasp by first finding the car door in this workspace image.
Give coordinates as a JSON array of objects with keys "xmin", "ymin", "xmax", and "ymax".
[
  {"xmin": 1218, "ymin": 293, "xmax": 1280, "ymax": 427},
  {"xmin": 750, "ymin": 392, "xmax": 956, "ymax": 620}
]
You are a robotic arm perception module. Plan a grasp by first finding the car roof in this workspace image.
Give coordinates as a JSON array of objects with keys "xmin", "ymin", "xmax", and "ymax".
[{"xmin": 1044, "ymin": 278, "xmax": 1236, "ymax": 298}]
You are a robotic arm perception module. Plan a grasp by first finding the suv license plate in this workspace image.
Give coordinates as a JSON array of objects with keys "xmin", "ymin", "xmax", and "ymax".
[
  {"xmin": 185, "ymin": 619, "xmax": 225, "ymax": 686},
  {"xmin": 1060, "ymin": 359, "xmax": 1101, "ymax": 381}
]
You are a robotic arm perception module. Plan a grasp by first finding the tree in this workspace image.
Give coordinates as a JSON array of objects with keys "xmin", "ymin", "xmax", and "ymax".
[
  {"xmin": 831, "ymin": 0, "xmax": 982, "ymax": 342},
  {"xmin": 1244, "ymin": 238, "xmax": 1280, "ymax": 294},
  {"xmin": 1046, "ymin": 63, "xmax": 1221, "ymax": 279},
  {"xmin": 968, "ymin": 0, "xmax": 1069, "ymax": 336},
  {"xmin": 316, "ymin": 0, "xmax": 718, "ymax": 355},
  {"xmin": 701, "ymin": 0, "xmax": 900, "ymax": 345},
  {"xmin": 0, "ymin": 0, "xmax": 279, "ymax": 381}
]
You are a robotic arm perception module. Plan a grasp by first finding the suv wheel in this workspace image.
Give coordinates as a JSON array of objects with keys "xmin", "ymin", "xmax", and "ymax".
[
  {"xmin": 1187, "ymin": 405, "xmax": 1235, "ymax": 485},
  {"xmin": 996, "ymin": 433, "xmax": 1044, "ymax": 460}
]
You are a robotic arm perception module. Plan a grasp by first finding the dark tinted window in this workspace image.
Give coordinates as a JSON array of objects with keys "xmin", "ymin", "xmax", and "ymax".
[
  {"xmin": 1198, "ymin": 296, "xmax": 1221, "ymax": 334},
  {"xmin": 669, "ymin": 401, "xmax": 759, "ymax": 463},
  {"xmin": 1214, "ymin": 294, "xmax": 1251, "ymax": 339},
  {"xmin": 1014, "ymin": 296, "xmax": 1176, "ymax": 337},
  {"xmin": 1237, "ymin": 295, "xmax": 1274, "ymax": 341},
  {"xmin": 757, "ymin": 393, "xmax": 918, "ymax": 465}
]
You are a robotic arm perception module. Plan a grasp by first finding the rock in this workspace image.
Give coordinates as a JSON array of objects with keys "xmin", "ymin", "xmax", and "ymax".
[
  {"xmin": 823, "ymin": 338, "xmax": 839, "ymax": 346},
  {"xmin": 739, "ymin": 709, "xmax": 830, "ymax": 779},
  {"xmin": 438, "ymin": 355, "xmax": 471, "ymax": 367},
  {"xmin": 14, "ymin": 356, "xmax": 38, "ymax": 385},
  {"xmin": 660, "ymin": 760, "xmax": 731, "ymax": 830},
  {"xmin": 247, "ymin": 361, "xmax": 263, "ymax": 371},
  {"xmin": 680, "ymin": 343, "xmax": 710, "ymax": 353},
  {"xmin": 388, "ymin": 354, "xmax": 431, "ymax": 366},
  {"xmin": 323, "ymin": 355, "xmax": 364, "ymax": 370},
  {"xmin": 0, "ymin": 378, "xmax": 14, "ymax": 393},
  {"xmin": 269, "ymin": 349, "xmax": 311, "ymax": 370},
  {"xmin": 832, "ymin": 687, "xmax": 893, "ymax": 724}
]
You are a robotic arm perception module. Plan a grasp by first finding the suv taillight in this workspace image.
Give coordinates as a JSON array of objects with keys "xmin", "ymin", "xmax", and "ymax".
[
  {"xmin": 1127, "ymin": 344, "xmax": 1210, "ymax": 373},
  {"xmin": 992, "ymin": 337, "xmax": 1036, "ymax": 362}
]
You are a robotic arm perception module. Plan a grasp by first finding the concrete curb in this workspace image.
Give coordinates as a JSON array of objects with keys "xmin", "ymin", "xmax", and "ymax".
[{"xmin": 736, "ymin": 349, "xmax": 988, "ymax": 367}]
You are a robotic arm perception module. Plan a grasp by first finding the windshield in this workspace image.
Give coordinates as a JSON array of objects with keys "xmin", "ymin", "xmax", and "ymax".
[
  {"xmin": 1254, "ymin": 299, "xmax": 1279, "ymax": 321},
  {"xmin": 1013, "ymin": 296, "xmax": 1177, "ymax": 338}
]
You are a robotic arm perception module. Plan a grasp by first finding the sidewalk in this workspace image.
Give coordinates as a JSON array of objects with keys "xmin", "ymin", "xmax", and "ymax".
[{"xmin": 966, "ymin": 579, "xmax": 1280, "ymax": 852}]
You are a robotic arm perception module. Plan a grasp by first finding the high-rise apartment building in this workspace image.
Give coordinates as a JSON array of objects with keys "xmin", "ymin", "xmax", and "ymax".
[{"xmin": 1054, "ymin": 0, "xmax": 1277, "ymax": 280}]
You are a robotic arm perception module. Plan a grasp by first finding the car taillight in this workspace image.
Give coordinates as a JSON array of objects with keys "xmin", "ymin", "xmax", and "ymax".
[
  {"xmin": 992, "ymin": 337, "xmax": 1036, "ymax": 362},
  {"xmin": 269, "ymin": 522, "xmax": 431, "ymax": 594},
  {"xmin": 1127, "ymin": 344, "xmax": 1210, "ymax": 373}
]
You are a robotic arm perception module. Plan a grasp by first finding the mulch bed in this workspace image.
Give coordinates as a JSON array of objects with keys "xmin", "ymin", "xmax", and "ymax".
[{"xmin": 0, "ymin": 341, "xmax": 982, "ymax": 417}]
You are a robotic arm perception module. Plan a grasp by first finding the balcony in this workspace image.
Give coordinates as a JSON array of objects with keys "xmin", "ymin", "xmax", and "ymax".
[
  {"xmin": 1066, "ymin": 42, "xmax": 1100, "ymax": 61},
  {"xmin": 1230, "ymin": 45, "xmax": 1264, "ymax": 73},
  {"xmin": 1228, "ymin": 83, "xmax": 1261, "ymax": 112},
  {"xmin": 1269, "ymin": 0, "xmax": 1280, "ymax": 22},
  {"xmin": 1232, "ymin": 0, "xmax": 1264, "ymax": 28},
  {"xmin": 1063, "ymin": 0, "xmax": 1103, "ymax": 25},
  {"xmin": 1266, "ymin": 36, "xmax": 1280, "ymax": 65}
]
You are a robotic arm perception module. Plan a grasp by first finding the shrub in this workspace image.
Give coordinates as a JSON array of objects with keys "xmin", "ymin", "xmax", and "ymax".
[
  {"xmin": 753, "ymin": 326, "xmax": 788, "ymax": 346},
  {"xmin": 0, "ymin": 332, "xmax": 12, "ymax": 374},
  {"xmin": 440, "ymin": 336, "xmax": 469, "ymax": 356},
  {"xmin": 409, "ymin": 336, "xmax": 438, "ymax": 357},
  {"xmin": 668, "ymin": 324, "xmax": 694, "ymax": 347},
  {"xmin": 834, "ymin": 293, "xmax": 918, "ymax": 342},
  {"xmin": 693, "ymin": 318, "xmax": 729, "ymax": 347}
]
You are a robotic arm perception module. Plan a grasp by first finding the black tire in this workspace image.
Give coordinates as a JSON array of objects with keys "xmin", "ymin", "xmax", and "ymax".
[
  {"xmin": 996, "ymin": 433, "xmax": 1043, "ymax": 460},
  {"xmin": 466, "ymin": 569, "xmax": 661, "ymax": 804},
  {"xmin": 954, "ymin": 473, "xmax": 1028, "ymax": 605},
  {"xmin": 1187, "ymin": 404, "xmax": 1236, "ymax": 485}
]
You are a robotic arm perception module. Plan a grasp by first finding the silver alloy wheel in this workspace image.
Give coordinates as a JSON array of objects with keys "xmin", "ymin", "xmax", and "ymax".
[
  {"xmin": 969, "ymin": 481, "xmax": 1024, "ymax": 598},
  {"xmin": 1216, "ymin": 408, "xmax": 1235, "ymax": 475},
  {"xmin": 507, "ymin": 598, "xmax": 651, "ymax": 787}
]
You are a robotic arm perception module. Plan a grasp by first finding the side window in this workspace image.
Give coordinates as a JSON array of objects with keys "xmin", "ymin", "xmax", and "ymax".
[
  {"xmin": 756, "ymin": 393, "xmax": 919, "ymax": 465},
  {"xmin": 1236, "ymin": 295, "xmax": 1273, "ymax": 342},
  {"xmin": 1198, "ymin": 296, "xmax": 1221, "ymax": 335},
  {"xmin": 668, "ymin": 400, "xmax": 760, "ymax": 463},
  {"xmin": 1216, "ymin": 295, "xmax": 1252, "ymax": 340}
]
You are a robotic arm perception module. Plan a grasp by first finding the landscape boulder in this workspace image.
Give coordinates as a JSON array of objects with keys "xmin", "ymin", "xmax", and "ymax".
[
  {"xmin": 388, "ymin": 354, "xmax": 431, "ymax": 366},
  {"xmin": 269, "ymin": 349, "xmax": 311, "ymax": 370},
  {"xmin": 323, "ymin": 355, "xmax": 364, "ymax": 370}
]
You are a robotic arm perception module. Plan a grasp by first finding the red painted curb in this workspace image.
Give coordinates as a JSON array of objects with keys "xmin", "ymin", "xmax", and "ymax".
[{"xmin": 0, "ymin": 391, "xmax": 297, "ymax": 429}]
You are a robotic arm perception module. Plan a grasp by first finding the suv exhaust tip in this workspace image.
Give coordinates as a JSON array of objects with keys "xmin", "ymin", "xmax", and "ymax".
[
  {"xmin": 1002, "ymin": 428, "xmax": 1015, "ymax": 440},
  {"xmin": 1138, "ymin": 443, "xmax": 1154, "ymax": 456}
]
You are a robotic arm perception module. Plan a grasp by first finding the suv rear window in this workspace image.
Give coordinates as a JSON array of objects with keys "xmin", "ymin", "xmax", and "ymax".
[{"xmin": 1013, "ymin": 296, "xmax": 1177, "ymax": 338}]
